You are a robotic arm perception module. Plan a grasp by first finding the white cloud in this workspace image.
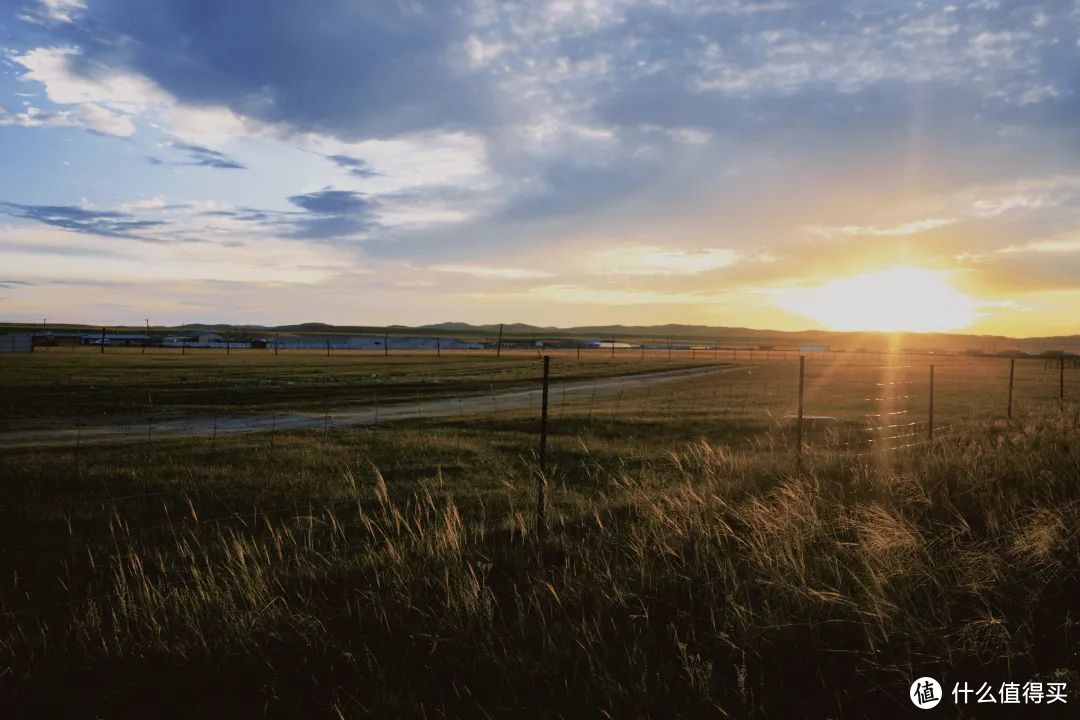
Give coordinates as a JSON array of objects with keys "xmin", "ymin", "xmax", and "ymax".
[
  {"xmin": 806, "ymin": 217, "xmax": 955, "ymax": 238},
  {"xmin": 998, "ymin": 237, "xmax": 1080, "ymax": 255},
  {"xmin": 691, "ymin": 9, "xmax": 1061, "ymax": 105},
  {"xmin": 9, "ymin": 46, "xmax": 250, "ymax": 144},
  {"xmin": 592, "ymin": 245, "xmax": 740, "ymax": 275},
  {"xmin": 429, "ymin": 264, "xmax": 555, "ymax": 279},
  {"xmin": 118, "ymin": 196, "xmax": 170, "ymax": 213},
  {"xmin": 74, "ymin": 103, "xmax": 137, "ymax": 136},
  {"xmin": 19, "ymin": 0, "xmax": 86, "ymax": 24},
  {"xmin": 502, "ymin": 284, "xmax": 729, "ymax": 306},
  {"xmin": 14, "ymin": 47, "xmax": 163, "ymax": 108},
  {"xmin": 305, "ymin": 131, "xmax": 491, "ymax": 192},
  {"xmin": 0, "ymin": 102, "xmax": 134, "ymax": 136}
]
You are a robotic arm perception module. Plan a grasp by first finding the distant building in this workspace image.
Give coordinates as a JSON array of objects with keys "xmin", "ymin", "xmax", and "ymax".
[
  {"xmin": 84, "ymin": 333, "xmax": 150, "ymax": 347},
  {"xmin": 32, "ymin": 331, "xmax": 83, "ymax": 346},
  {"xmin": 273, "ymin": 335, "xmax": 482, "ymax": 351},
  {"xmin": 161, "ymin": 334, "xmax": 252, "ymax": 348},
  {"xmin": 0, "ymin": 334, "xmax": 33, "ymax": 353}
]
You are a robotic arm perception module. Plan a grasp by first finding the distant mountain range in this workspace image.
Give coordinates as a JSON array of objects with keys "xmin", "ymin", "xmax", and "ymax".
[
  {"xmin": 5, "ymin": 320, "xmax": 1079, "ymax": 352},
  {"xmin": 413, "ymin": 322, "xmax": 1080, "ymax": 353}
]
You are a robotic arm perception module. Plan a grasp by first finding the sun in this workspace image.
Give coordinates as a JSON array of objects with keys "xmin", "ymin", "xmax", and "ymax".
[{"xmin": 772, "ymin": 266, "xmax": 979, "ymax": 332}]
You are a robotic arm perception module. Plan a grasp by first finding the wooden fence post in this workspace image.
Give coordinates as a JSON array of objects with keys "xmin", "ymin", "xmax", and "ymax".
[
  {"xmin": 928, "ymin": 364, "xmax": 935, "ymax": 441},
  {"xmin": 1061, "ymin": 356, "xmax": 1066, "ymax": 410},
  {"xmin": 797, "ymin": 355, "xmax": 805, "ymax": 463},
  {"xmin": 537, "ymin": 355, "xmax": 550, "ymax": 538},
  {"xmin": 1007, "ymin": 358, "xmax": 1015, "ymax": 419}
]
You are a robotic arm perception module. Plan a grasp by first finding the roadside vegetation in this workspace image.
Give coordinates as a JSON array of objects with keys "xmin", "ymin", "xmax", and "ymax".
[{"xmin": 0, "ymin": 352, "xmax": 1076, "ymax": 716}]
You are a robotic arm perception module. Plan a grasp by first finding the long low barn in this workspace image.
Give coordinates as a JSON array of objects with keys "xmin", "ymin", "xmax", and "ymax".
[
  {"xmin": 273, "ymin": 336, "xmax": 483, "ymax": 350},
  {"xmin": 0, "ymin": 334, "xmax": 34, "ymax": 353}
]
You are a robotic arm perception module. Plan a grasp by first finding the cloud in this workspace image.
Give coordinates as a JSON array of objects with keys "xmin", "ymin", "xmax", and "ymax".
[
  {"xmin": 117, "ymin": 197, "xmax": 169, "ymax": 213},
  {"xmin": 287, "ymin": 190, "xmax": 374, "ymax": 215},
  {"xmin": 592, "ymin": 246, "xmax": 741, "ymax": 275},
  {"xmin": 0, "ymin": 202, "xmax": 166, "ymax": 239},
  {"xmin": 23, "ymin": 1, "xmax": 499, "ymax": 141},
  {"xmin": 9, "ymin": 45, "xmax": 250, "ymax": 144},
  {"xmin": 495, "ymin": 285, "xmax": 729, "ymax": 306},
  {"xmin": 807, "ymin": 218, "xmax": 957, "ymax": 239},
  {"xmin": 999, "ymin": 237, "xmax": 1080, "ymax": 255},
  {"xmin": 150, "ymin": 142, "xmax": 246, "ymax": 169},
  {"xmin": 326, "ymin": 154, "xmax": 381, "ymax": 178},
  {"xmin": 0, "ymin": 101, "xmax": 135, "ymax": 136},
  {"xmin": 429, "ymin": 264, "xmax": 554, "ymax": 279},
  {"xmin": 18, "ymin": 0, "xmax": 86, "ymax": 25},
  {"xmin": 4, "ymin": 0, "xmax": 1080, "ymax": 332},
  {"xmin": 284, "ymin": 189, "xmax": 379, "ymax": 239}
]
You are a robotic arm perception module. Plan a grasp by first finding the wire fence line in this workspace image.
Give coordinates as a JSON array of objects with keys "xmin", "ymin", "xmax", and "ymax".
[
  {"xmin": 5, "ymin": 353, "xmax": 1073, "ymax": 451},
  {"xmin": 2, "ymin": 352, "xmax": 1076, "ymax": 619}
]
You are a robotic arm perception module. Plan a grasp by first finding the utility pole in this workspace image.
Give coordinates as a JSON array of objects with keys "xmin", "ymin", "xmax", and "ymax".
[
  {"xmin": 143, "ymin": 318, "xmax": 149, "ymax": 354},
  {"xmin": 496, "ymin": 323, "xmax": 504, "ymax": 358},
  {"xmin": 610, "ymin": 333, "xmax": 615, "ymax": 359},
  {"xmin": 100, "ymin": 326, "xmax": 106, "ymax": 354}
]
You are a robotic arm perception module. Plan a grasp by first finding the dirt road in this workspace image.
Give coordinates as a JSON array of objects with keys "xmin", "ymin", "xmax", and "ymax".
[{"xmin": 0, "ymin": 365, "xmax": 751, "ymax": 449}]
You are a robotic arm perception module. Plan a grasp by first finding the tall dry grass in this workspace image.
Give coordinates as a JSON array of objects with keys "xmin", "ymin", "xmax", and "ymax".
[{"xmin": 2, "ymin": 414, "xmax": 1078, "ymax": 717}]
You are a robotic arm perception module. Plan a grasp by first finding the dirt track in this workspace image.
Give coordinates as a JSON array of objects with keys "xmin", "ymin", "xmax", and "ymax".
[{"xmin": 0, "ymin": 365, "xmax": 752, "ymax": 450}]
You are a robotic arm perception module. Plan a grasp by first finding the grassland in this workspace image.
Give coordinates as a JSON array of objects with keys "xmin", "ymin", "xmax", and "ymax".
[
  {"xmin": 0, "ymin": 347, "xmax": 701, "ymax": 431},
  {"xmin": 0, "ymin": 351, "xmax": 1077, "ymax": 717}
]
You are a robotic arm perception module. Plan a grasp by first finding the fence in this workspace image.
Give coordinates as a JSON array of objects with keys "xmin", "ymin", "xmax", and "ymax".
[{"xmin": 1, "ymin": 350, "xmax": 1077, "ymax": 620}]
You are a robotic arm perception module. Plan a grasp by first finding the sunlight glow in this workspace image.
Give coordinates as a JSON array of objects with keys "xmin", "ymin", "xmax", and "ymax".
[{"xmin": 771, "ymin": 266, "xmax": 979, "ymax": 332}]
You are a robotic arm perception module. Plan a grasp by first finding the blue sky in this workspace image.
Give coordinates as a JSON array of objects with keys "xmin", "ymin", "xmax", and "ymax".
[{"xmin": 2, "ymin": 0, "xmax": 1080, "ymax": 335}]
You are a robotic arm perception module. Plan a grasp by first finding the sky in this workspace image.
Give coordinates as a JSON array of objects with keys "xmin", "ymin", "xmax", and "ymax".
[{"xmin": 2, "ymin": 0, "xmax": 1080, "ymax": 336}]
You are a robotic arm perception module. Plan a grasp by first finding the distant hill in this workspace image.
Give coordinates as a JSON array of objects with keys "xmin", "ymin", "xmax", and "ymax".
[{"xmin": 3, "ymin": 320, "xmax": 1078, "ymax": 353}]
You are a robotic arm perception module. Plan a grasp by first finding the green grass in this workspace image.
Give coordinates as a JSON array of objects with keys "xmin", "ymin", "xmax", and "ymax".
[
  {"xmin": 0, "ymin": 347, "xmax": 703, "ymax": 430},
  {"xmin": 1, "ymin": 352, "xmax": 1077, "ymax": 716}
]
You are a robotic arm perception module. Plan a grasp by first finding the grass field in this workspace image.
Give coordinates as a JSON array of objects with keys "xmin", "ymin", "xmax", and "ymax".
[
  {"xmin": 1, "ymin": 350, "xmax": 1077, "ymax": 716},
  {"xmin": 0, "ymin": 347, "xmax": 701, "ymax": 431}
]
